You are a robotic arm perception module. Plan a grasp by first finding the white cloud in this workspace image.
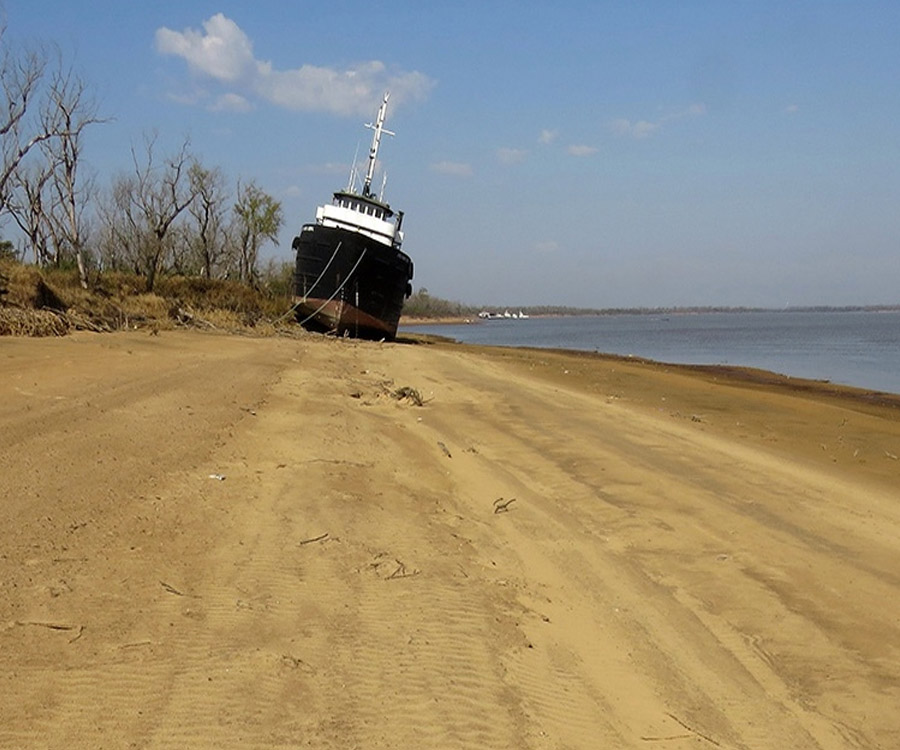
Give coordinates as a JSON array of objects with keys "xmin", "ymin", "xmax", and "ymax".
[
  {"xmin": 497, "ymin": 147, "xmax": 527, "ymax": 165},
  {"xmin": 210, "ymin": 92, "xmax": 252, "ymax": 112},
  {"xmin": 156, "ymin": 14, "xmax": 256, "ymax": 82},
  {"xmin": 538, "ymin": 129, "xmax": 558, "ymax": 145},
  {"xmin": 784, "ymin": 103, "xmax": 800, "ymax": 114},
  {"xmin": 164, "ymin": 88, "xmax": 208, "ymax": 107},
  {"xmin": 155, "ymin": 13, "xmax": 434, "ymax": 116},
  {"xmin": 567, "ymin": 144, "xmax": 597, "ymax": 157},
  {"xmin": 610, "ymin": 118, "xmax": 659, "ymax": 139},
  {"xmin": 610, "ymin": 103, "xmax": 705, "ymax": 139},
  {"xmin": 430, "ymin": 161, "xmax": 473, "ymax": 177}
]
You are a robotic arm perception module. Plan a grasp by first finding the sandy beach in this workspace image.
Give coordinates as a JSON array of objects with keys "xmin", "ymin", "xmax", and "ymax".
[{"xmin": 1, "ymin": 329, "xmax": 898, "ymax": 749}]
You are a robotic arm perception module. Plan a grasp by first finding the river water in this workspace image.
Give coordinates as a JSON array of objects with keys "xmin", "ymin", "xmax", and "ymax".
[{"xmin": 401, "ymin": 310, "xmax": 900, "ymax": 395}]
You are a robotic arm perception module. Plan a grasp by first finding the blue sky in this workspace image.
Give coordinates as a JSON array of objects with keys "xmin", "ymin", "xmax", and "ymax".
[{"xmin": 5, "ymin": 1, "xmax": 900, "ymax": 307}]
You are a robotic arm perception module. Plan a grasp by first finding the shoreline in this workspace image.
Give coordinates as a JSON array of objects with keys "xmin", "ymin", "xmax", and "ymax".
[
  {"xmin": 401, "ymin": 332, "xmax": 900, "ymax": 405},
  {"xmin": 399, "ymin": 311, "xmax": 900, "ymax": 397}
]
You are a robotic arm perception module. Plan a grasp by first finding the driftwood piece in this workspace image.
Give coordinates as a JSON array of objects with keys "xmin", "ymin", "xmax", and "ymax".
[{"xmin": 493, "ymin": 497, "xmax": 517, "ymax": 514}]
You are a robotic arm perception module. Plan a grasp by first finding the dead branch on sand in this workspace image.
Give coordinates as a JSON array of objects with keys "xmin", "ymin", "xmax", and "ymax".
[
  {"xmin": 493, "ymin": 497, "xmax": 517, "ymax": 514},
  {"xmin": 15, "ymin": 620, "xmax": 77, "ymax": 631},
  {"xmin": 387, "ymin": 560, "xmax": 420, "ymax": 580},
  {"xmin": 391, "ymin": 386, "xmax": 427, "ymax": 406},
  {"xmin": 15, "ymin": 620, "xmax": 84, "ymax": 642},
  {"xmin": 663, "ymin": 713, "xmax": 721, "ymax": 747}
]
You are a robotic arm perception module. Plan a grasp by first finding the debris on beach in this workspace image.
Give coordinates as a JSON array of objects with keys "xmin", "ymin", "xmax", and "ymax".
[
  {"xmin": 493, "ymin": 497, "xmax": 517, "ymax": 514},
  {"xmin": 391, "ymin": 386, "xmax": 426, "ymax": 406}
]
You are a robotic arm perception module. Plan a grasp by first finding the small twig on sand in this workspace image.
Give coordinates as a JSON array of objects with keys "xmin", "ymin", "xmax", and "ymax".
[
  {"xmin": 300, "ymin": 532, "xmax": 329, "ymax": 546},
  {"xmin": 15, "ymin": 620, "xmax": 78, "ymax": 632},
  {"xmin": 160, "ymin": 581, "xmax": 184, "ymax": 596},
  {"xmin": 118, "ymin": 640, "xmax": 154, "ymax": 650},
  {"xmin": 438, "ymin": 441, "xmax": 452, "ymax": 458},
  {"xmin": 664, "ymin": 713, "xmax": 721, "ymax": 747},
  {"xmin": 303, "ymin": 458, "xmax": 371, "ymax": 467},
  {"xmin": 639, "ymin": 733, "xmax": 692, "ymax": 742},
  {"xmin": 493, "ymin": 497, "xmax": 517, "ymax": 514},
  {"xmin": 281, "ymin": 654, "xmax": 317, "ymax": 674},
  {"xmin": 387, "ymin": 560, "xmax": 420, "ymax": 580},
  {"xmin": 68, "ymin": 625, "xmax": 85, "ymax": 643}
]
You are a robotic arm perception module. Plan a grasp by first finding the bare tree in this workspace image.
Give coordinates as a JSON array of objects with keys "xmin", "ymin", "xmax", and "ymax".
[
  {"xmin": 39, "ymin": 65, "xmax": 105, "ymax": 288},
  {"xmin": 187, "ymin": 162, "xmax": 228, "ymax": 279},
  {"xmin": 233, "ymin": 180, "xmax": 283, "ymax": 285},
  {"xmin": 6, "ymin": 158, "xmax": 54, "ymax": 265},
  {"xmin": 102, "ymin": 134, "xmax": 197, "ymax": 290},
  {"xmin": 98, "ymin": 172, "xmax": 141, "ymax": 273},
  {"xmin": 0, "ymin": 21, "xmax": 52, "ymax": 214}
]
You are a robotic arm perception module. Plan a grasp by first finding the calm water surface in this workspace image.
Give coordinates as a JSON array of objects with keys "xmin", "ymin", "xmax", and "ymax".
[{"xmin": 402, "ymin": 311, "xmax": 900, "ymax": 395}]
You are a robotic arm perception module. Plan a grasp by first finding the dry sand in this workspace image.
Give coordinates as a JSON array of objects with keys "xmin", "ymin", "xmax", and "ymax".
[{"xmin": 1, "ymin": 330, "xmax": 898, "ymax": 749}]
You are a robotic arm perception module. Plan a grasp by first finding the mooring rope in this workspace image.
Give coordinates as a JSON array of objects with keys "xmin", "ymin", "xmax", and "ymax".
[
  {"xmin": 297, "ymin": 247, "xmax": 368, "ymax": 329},
  {"xmin": 302, "ymin": 241, "xmax": 343, "ymax": 300},
  {"xmin": 273, "ymin": 241, "xmax": 344, "ymax": 323}
]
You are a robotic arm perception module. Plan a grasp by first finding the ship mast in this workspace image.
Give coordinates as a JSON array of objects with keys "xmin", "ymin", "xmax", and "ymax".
[{"xmin": 362, "ymin": 92, "xmax": 394, "ymax": 198}]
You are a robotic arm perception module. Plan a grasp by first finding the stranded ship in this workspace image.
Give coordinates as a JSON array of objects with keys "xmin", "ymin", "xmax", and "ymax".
[{"xmin": 291, "ymin": 93, "xmax": 413, "ymax": 340}]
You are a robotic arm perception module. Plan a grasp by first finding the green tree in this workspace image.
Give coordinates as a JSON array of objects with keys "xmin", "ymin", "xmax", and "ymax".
[{"xmin": 233, "ymin": 180, "xmax": 282, "ymax": 285}]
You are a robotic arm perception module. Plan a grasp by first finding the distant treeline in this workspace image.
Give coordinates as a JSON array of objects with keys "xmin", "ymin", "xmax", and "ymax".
[{"xmin": 402, "ymin": 288, "xmax": 900, "ymax": 319}]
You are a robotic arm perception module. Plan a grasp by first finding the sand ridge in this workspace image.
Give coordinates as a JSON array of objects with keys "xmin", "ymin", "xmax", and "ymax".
[{"xmin": 1, "ymin": 330, "xmax": 898, "ymax": 748}]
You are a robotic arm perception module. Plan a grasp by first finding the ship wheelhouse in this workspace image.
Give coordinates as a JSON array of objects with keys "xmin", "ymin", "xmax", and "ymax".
[{"xmin": 315, "ymin": 190, "xmax": 404, "ymax": 249}]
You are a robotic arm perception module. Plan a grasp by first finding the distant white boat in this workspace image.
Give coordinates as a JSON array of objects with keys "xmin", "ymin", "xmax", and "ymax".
[{"xmin": 478, "ymin": 309, "xmax": 530, "ymax": 320}]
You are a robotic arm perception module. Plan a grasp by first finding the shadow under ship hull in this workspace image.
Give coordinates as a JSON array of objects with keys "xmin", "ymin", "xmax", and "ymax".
[{"xmin": 292, "ymin": 224, "xmax": 413, "ymax": 340}]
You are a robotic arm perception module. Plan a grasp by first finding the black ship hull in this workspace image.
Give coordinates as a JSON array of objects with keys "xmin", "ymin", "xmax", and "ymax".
[{"xmin": 292, "ymin": 224, "xmax": 413, "ymax": 340}]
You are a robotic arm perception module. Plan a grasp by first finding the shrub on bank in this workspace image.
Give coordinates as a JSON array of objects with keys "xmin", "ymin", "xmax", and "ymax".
[{"xmin": 0, "ymin": 260, "xmax": 299, "ymax": 336}]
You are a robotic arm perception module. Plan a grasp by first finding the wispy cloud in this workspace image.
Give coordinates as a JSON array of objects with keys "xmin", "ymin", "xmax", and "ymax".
[
  {"xmin": 610, "ymin": 118, "xmax": 659, "ymax": 139},
  {"xmin": 610, "ymin": 103, "xmax": 705, "ymax": 139},
  {"xmin": 155, "ymin": 13, "xmax": 434, "ymax": 116},
  {"xmin": 210, "ymin": 92, "xmax": 252, "ymax": 112},
  {"xmin": 567, "ymin": 144, "xmax": 597, "ymax": 157},
  {"xmin": 784, "ymin": 103, "xmax": 800, "ymax": 115},
  {"xmin": 538, "ymin": 129, "xmax": 558, "ymax": 145},
  {"xmin": 430, "ymin": 161, "xmax": 473, "ymax": 177},
  {"xmin": 497, "ymin": 147, "xmax": 527, "ymax": 165}
]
